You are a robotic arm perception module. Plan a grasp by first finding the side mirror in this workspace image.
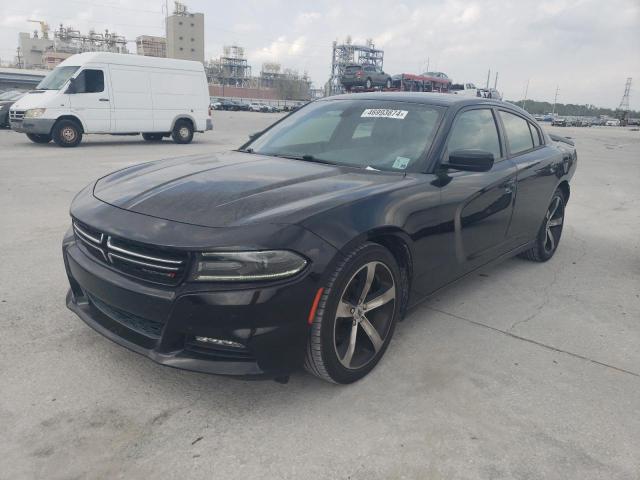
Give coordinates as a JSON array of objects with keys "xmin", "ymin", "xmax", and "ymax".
[
  {"xmin": 66, "ymin": 78, "xmax": 77, "ymax": 94},
  {"xmin": 443, "ymin": 150, "xmax": 494, "ymax": 172}
]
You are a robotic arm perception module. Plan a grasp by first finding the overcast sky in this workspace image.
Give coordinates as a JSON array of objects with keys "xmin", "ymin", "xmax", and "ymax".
[{"xmin": 1, "ymin": 0, "xmax": 638, "ymax": 109}]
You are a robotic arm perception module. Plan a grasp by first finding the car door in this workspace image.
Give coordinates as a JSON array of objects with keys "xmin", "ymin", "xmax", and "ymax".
[
  {"xmin": 436, "ymin": 107, "xmax": 518, "ymax": 279},
  {"xmin": 69, "ymin": 67, "xmax": 111, "ymax": 133},
  {"xmin": 498, "ymin": 109, "xmax": 564, "ymax": 243}
]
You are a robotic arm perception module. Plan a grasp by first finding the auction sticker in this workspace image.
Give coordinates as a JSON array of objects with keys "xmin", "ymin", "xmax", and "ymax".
[{"xmin": 361, "ymin": 109, "xmax": 408, "ymax": 119}]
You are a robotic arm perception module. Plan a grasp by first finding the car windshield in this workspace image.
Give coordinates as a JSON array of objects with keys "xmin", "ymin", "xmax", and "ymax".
[
  {"xmin": 246, "ymin": 99, "xmax": 444, "ymax": 172},
  {"xmin": 36, "ymin": 66, "xmax": 80, "ymax": 90}
]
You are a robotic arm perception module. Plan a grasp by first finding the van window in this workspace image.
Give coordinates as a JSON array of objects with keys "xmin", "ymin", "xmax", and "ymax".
[{"xmin": 75, "ymin": 69, "xmax": 104, "ymax": 93}]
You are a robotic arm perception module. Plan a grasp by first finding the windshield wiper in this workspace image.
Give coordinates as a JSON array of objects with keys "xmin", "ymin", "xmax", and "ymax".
[{"xmin": 270, "ymin": 153, "xmax": 335, "ymax": 165}]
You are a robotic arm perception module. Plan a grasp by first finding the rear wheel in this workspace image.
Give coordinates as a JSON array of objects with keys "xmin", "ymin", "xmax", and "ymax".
[
  {"xmin": 305, "ymin": 243, "xmax": 401, "ymax": 384},
  {"xmin": 519, "ymin": 189, "xmax": 566, "ymax": 262},
  {"xmin": 171, "ymin": 119, "xmax": 193, "ymax": 144},
  {"xmin": 52, "ymin": 119, "xmax": 82, "ymax": 147},
  {"xmin": 365, "ymin": 78, "xmax": 373, "ymax": 89},
  {"xmin": 142, "ymin": 133, "xmax": 164, "ymax": 142},
  {"xmin": 26, "ymin": 133, "xmax": 51, "ymax": 144}
]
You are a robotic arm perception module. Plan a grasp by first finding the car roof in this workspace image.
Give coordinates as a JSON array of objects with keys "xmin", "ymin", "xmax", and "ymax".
[{"xmin": 318, "ymin": 92, "xmax": 534, "ymax": 119}]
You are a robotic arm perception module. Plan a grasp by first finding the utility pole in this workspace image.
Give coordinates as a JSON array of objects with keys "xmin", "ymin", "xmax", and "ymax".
[
  {"xmin": 617, "ymin": 77, "xmax": 632, "ymax": 125},
  {"xmin": 486, "ymin": 69, "xmax": 490, "ymax": 89},
  {"xmin": 552, "ymin": 85, "xmax": 559, "ymax": 116},
  {"xmin": 494, "ymin": 72, "xmax": 499, "ymax": 89},
  {"xmin": 521, "ymin": 79, "xmax": 530, "ymax": 110},
  {"xmin": 425, "ymin": 57, "xmax": 429, "ymax": 73}
]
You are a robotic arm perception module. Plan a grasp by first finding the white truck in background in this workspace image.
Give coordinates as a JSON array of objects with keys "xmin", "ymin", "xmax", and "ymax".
[{"xmin": 9, "ymin": 52, "xmax": 212, "ymax": 147}]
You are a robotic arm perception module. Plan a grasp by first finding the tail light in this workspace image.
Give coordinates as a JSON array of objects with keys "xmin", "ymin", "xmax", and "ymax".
[
  {"xmin": 208, "ymin": 106, "xmax": 212, "ymax": 116},
  {"xmin": 356, "ymin": 70, "xmax": 363, "ymax": 78}
]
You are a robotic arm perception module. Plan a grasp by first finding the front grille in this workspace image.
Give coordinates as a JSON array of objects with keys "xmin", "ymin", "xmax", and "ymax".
[
  {"xmin": 9, "ymin": 110, "xmax": 25, "ymax": 121},
  {"xmin": 88, "ymin": 293, "xmax": 164, "ymax": 338},
  {"xmin": 73, "ymin": 220, "xmax": 189, "ymax": 285}
]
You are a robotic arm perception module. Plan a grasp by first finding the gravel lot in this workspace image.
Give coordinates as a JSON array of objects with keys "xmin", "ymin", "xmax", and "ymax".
[{"xmin": 1, "ymin": 113, "xmax": 639, "ymax": 479}]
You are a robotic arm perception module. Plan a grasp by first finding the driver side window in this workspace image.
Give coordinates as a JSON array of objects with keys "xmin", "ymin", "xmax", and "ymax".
[
  {"xmin": 447, "ymin": 109, "xmax": 501, "ymax": 161},
  {"xmin": 74, "ymin": 69, "xmax": 104, "ymax": 93}
]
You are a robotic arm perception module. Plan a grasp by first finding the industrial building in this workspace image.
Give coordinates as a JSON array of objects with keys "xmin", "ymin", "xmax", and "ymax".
[
  {"xmin": 166, "ymin": 2, "xmax": 205, "ymax": 63},
  {"xmin": 17, "ymin": 22, "xmax": 128, "ymax": 69},
  {"xmin": 136, "ymin": 36, "xmax": 167, "ymax": 58}
]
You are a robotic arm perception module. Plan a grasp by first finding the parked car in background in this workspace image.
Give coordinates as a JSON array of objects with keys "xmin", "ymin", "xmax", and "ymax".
[
  {"xmin": 552, "ymin": 118, "xmax": 567, "ymax": 127},
  {"xmin": 0, "ymin": 90, "xmax": 26, "ymax": 128},
  {"xmin": 210, "ymin": 98, "xmax": 223, "ymax": 110},
  {"xmin": 451, "ymin": 83, "xmax": 479, "ymax": 97},
  {"xmin": 424, "ymin": 71, "xmax": 450, "ymax": 79},
  {"xmin": 63, "ymin": 93, "xmax": 576, "ymax": 384},
  {"xmin": 605, "ymin": 119, "xmax": 620, "ymax": 126},
  {"xmin": 9, "ymin": 52, "xmax": 211, "ymax": 147},
  {"xmin": 249, "ymin": 102, "xmax": 263, "ymax": 112},
  {"xmin": 340, "ymin": 64, "xmax": 392, "ymax": 90}
]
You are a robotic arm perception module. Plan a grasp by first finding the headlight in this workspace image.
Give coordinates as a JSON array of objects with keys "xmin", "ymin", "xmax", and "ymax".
[
  {"xmin": 192, "ymin": 250, "xmax": 307, "ymax": 282},
  {"xmin": 25, "ymin": 108, "xmax": 46, "ymax": 118}
]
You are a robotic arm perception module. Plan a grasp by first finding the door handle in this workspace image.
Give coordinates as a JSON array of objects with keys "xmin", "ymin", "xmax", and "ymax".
[
  {"xmin": 503, "ymin": 179, "xmax": 516, "ymax": 194},
  {"xmin": 99, "ymin": 98, "xmax": 110, "ymax": 102}
]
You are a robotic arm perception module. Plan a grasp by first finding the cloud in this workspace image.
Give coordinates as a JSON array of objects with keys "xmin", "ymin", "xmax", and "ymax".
[{"xmin": 249, "ymin": 36, "xmax": 308, "ymax": 64}]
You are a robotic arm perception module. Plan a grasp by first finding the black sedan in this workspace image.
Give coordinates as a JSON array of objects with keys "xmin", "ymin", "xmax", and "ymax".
[{"xmin": 63, "ymin": 93, "xmax": 577, "ymax": 384}]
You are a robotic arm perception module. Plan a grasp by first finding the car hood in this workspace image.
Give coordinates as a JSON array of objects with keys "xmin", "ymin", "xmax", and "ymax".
[
  {"xmin": 93, "ymin": 151, "xmax": 406, "ymax": 228},
  {"xmin": 10, "ymin": 90, "xmax": 59, "ymax": 110}
]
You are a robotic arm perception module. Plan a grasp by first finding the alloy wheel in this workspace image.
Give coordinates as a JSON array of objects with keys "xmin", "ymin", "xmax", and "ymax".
[
  {"xmin": 333, "ymin": 261, "xmax": 396, "ymax": 370},
  {"xmin": 179, "ymin": 126, "xmax": 190, "ymax": 138},
  {"xmin": 543, "ymin": 195, "xmax": 564, "ymax": 253}
]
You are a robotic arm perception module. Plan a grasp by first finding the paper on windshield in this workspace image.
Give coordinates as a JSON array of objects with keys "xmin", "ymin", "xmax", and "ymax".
[{"xmin": 361, "ymin": 109, "xmax": 408, "ymax": 120}]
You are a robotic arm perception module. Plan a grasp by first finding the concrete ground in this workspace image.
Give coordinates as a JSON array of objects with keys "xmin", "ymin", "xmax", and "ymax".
[{"xmin": 0, "ymin": 113, "xmax": 638, "ymax": 480}]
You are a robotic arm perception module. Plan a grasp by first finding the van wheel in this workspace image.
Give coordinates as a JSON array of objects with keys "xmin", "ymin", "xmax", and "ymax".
[
  {"xmin": 171, "ymin": 119, "xmax": 193, "ymax": 144},
  {"xmin": 52, "ymin": 119, "xmax": 82, "ymax": 147},
  {"xmin": 142, "ymin": 133, "xmax": 164, "ymax": 142},
  {"xmin": 386, "ymin": 78, "xmax": 392, "ymax": 89},
  {"xmin": 26, "ymin": 133, "xmax": 51, "ymax": 144}
]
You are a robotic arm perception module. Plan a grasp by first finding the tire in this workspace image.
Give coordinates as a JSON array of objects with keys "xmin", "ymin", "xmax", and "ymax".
[
  {"xmin": 305, "ymin": 242, "xmax": 402, "ymax": 384},
  {"xmin": 26, "ymin": 133, "xmax": 51, "ymax": 144},
  {"xmin": 519, "ymin": 188, "xmax": 566, "ymax": 262},
  {"xmin": 142, "ymin": 133, "xmax": 164, "ymax": 142},
  {"xmin": 171, "ymin": 119, "xmax": 194, "ymax": 144},
  {"xmin": 52, "ymin": 119, "xmax": 82, "ymax": 147},
  {"xmin": 386, "ymin": 78, "xmax": 392, "ymax": 89},
  {"xmin": 365, "ymin": 78, "xmax": 373, "ymax": 89}
]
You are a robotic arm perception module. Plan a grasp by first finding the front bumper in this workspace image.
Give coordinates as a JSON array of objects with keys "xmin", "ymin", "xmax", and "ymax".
[
  {"xmin": 10, "ymin": 117, "xmax": 56, "ymax": 134},
  {"xmin": 62, "ymin": 198, "xmax": 338, "ymax": 378}
]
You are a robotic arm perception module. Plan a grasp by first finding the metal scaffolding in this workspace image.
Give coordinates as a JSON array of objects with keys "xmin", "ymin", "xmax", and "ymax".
[
  {"xmin": 205, "ymin": 45, "xmax": 253, "ymax": 87},
  {"xmin": 327, "ymin": 38, "xmax": 384, "ymax": 95}
]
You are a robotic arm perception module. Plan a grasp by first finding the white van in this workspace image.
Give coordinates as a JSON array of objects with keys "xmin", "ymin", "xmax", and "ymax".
[{"xmin": 9, "ymin": 52, "xmax": 212, "ymax": 147}]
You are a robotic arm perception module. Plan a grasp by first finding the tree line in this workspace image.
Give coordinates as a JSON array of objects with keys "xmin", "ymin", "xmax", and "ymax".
[{"xmin": 506, "ymin": 99, "xmax": 639, "ymax": 117}]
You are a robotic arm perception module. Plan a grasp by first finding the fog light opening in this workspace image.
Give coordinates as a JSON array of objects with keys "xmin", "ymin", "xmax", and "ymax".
[{"xmin": 194, "ymin": 336, "xmax": 244, "ymax": 349}]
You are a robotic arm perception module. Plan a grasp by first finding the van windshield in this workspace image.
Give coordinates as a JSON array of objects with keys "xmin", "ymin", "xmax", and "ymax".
[{"xmin": 36, "ymin": 66, "xmax": 80, "ymax": 90}]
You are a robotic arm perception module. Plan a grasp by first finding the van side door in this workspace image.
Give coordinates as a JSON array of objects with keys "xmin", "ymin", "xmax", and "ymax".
[
  {"xmin": 69, "ymin": 67, "xmax": 111, "ymax": 133},
  {"xmin": 108, "ymin": 66, "xmax": 154, "ymax": 133}
]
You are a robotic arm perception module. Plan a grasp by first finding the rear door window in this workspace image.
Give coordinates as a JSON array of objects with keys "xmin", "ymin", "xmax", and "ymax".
[{"xmin": 499, "ymin": 111, "xmax": 534, "ymax": 155}]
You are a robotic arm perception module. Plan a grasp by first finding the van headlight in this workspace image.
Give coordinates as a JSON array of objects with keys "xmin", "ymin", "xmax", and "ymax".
[
  {"xmin": 25, "ymin": 108, "xmax": 46, "ymax": 118},
  {"xmin": 192, "ymin": 251, "xmax": 307, "ymax": 282}
]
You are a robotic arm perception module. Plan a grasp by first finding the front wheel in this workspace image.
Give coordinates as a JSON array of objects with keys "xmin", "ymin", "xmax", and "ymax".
[
  {"xmin": 519, "ymin": 189, "xmax": 566, "ymax": 262},
  {"xmin": 52, "ymin": 119, "xmax": 82, "ymax": 147},
  {"xmin": 26, "ymin": 133, "xmax": 51, "ymax": 144},
  {"xmin": 305, "ymin": 242, "xmax": 401, "ymax": 384},
  {"xmin": 171, "ymin": 119, "xmax": 193, "ymax": 144},
  {"xmin": 365, "ymin": 78, "xmax": 373, "ymax": 89}
]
